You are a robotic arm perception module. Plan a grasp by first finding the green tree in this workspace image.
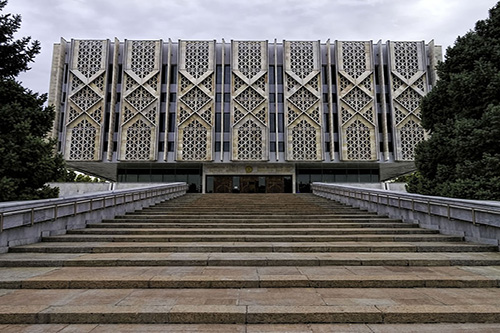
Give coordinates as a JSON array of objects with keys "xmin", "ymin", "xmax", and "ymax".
[
  {"xmin": 0, "ymin": 0, "xmax": 65, "ymax": 201},
  {"xmin": 408, "ymin": 2, "xmax": 500, "ymax": 200}
]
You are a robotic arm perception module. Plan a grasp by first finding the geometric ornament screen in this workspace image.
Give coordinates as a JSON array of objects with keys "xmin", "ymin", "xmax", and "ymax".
[
  {"xmin": 284, "ymin": 40, "xmax": 323, "ymax": 161},
  {"xmin": 231, "ymin": 40, "xmax": 269, "ymax": 161},
  {"xmin": 389, "ymin": 41, "xmax": 427, "ymax": 161},
  {"xmin": 118, "ymin": 40, "xmax": 161, "ymax": 161},
  {"xmin": 337, "ymin": 41, "xmax": 378, "ymax": 161},
  {"xmin": 65, "ymin": 39, "xmax": 108, "ymax": 161},
  {"xmin": 176, "ymin": 40, "xmax": 215, "ymax": 161}
]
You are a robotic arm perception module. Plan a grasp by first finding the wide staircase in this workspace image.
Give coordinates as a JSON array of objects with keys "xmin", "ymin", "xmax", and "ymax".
[{"xmin": 0, "ymin": 193, "xmax": 500, "ymax": 331}]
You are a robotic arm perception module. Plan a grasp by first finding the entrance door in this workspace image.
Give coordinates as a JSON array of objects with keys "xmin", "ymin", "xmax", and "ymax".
[
  {"xmin": 266, "ymin": 176, "xmax": 284, "ymax": 193},
  {"xmin": 213, "ymin": 176, "xmax": 232, "ymax": 193},
  {"xmin": 240, "ymin": 176, "xmax": 259, "ymax": 193}
]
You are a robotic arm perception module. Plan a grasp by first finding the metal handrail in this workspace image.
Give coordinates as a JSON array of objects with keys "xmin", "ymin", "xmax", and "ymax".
[{"xmin": 0, "ymin": 183, "xmax": 188, "ymax": 233}]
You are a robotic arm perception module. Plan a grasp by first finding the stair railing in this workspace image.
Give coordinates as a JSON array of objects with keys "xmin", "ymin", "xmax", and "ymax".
[
  {"xmin": 0, "ymin": 183, "xmax": 188, "ymax": 251},
  {"xmin": 312, "ymin": 182, "xmax": 500, "ymax": 247}
]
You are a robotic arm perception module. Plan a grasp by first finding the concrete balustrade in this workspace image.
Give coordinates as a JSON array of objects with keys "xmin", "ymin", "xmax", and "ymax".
[
  {"xmin": 0, "ymin": 183, "xmax": 188, "ymax": 252},
  {"xmin": 312, "ymin": 182, "xmax": 500, "ymax": 248}
]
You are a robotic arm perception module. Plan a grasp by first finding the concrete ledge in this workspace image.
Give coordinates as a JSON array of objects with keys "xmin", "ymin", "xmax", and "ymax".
[
  {"xmin": 0, "ymin": 183, "xmax": 188, "ymax": 252},
  {"xmin": 312, "ymin": 183, "xmax": 500, "ymax": 249}
]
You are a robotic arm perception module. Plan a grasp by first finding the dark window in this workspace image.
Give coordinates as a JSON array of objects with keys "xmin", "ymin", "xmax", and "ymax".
[
  {"xmin": 223, "ymin": 142, "xmax": 230, "ymax": 151},
  {"xmin": 59, "ymin": 112, "xmax": 65, "ymax": 132},
  {"xmin": 159, "ymin": 113, "xmax": 166, "ymax": 132},
  {"xmin": 215, "ymin": 113, "xmax": 222, "ymax": 132},
  {"xmin": 277, "ymin": 65, "xmax": 283, "ymax": 84},
  {"xmin": 270, "ymin": 113, "xmax": 276, "ymax": 132},
  {"xmin": 107, "ymin": 65, "xmax": 113, "ymax": 84},
  {"xmin": 170, "ymin": 65, "xmax": 177, "ymax": 84},
  {"xmin": 114, "ymin": 113, "xmax": 119, "ymax": 132},
  {"xmin": 216, "ymin": 65, "xmax": 222, "ymax": 84},
  {"xmin": 278, "ymin": 142, "xmax": 284, "ymax": 152},
  {"xmin": 277, "ymin": 93, "xmax": 284, "ymax": 103},
  {"xmin": 278, "ymin": 113, "xmax": 284, "ymax": 133},
  {"xmin": 224, "ymin": 65, "xmax": 230, "ymax": 84},
  {"xmin": 168, "ymin": 113, "xmax": 176, "ymax": 132},
  {"xmin": 117, "ymin": 64, "xmax": 122, "ymax": 84},
  {"xmin": 269, "ymin": 65, "xmax": 275, "ymax": 84},
  {"xmin": 158, "ymin": 142, "xmax": 164, "ymax": 152},
  {"xmin": 215, "ymin": 141, "xmax": 221, "ymax": 152},
  {"xmin": 168, "ymin": 142, "xmax": 175, "ymax": 151},
  {"xmin": 104, "ymin": 111, "xmax": 110, "ymax": 132},
  {"xmin": 63, "ymin": 64, "xmax": 68, "ymax": 84},
  {"xmin": 223, "ymin": 113, "xmax": 230, "ymax": 132},
  {"xmin": 161, "ymin": 65, "xmax": 167, "ymax": 84}
]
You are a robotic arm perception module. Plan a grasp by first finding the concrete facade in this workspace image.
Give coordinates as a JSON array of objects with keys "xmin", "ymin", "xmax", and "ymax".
[{"xmin": 48, "ymin": 39, "xmax": 441, "ymax": 193}]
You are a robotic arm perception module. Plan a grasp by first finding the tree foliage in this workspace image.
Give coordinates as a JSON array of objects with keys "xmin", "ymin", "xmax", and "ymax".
[
  {"xmin": 0, "ymin": 0, "xmax": 40, "ymax": 79},
  {"xmin": 0, "ymin": 0, "xmax": 65, "ymax": 201},
  {"xmin": 407, "ymin": 2, "xmax": 500, "ymax": 200}
]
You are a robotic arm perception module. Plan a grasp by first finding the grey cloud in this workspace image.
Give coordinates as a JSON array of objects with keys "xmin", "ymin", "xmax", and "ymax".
[{"xmin": 4, "ymin": 0, "xmax": 499, "ymax": 94}]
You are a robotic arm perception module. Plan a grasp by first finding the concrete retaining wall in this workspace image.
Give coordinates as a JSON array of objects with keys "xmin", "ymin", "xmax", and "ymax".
[
  {"xmin": 312, "ymin": 183, "xmax": 500, "ymax": 248},
  {"xmin": 0, "ymin": 183, "xmax": 188, "ymax": 252}
]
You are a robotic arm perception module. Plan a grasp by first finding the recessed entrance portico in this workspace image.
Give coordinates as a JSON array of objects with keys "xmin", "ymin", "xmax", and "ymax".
[{"xmin": 203, "ymin": 163, "xmax": 295, "ymax": 193}]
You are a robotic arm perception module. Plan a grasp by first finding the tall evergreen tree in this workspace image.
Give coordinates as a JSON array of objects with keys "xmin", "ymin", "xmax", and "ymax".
[
  {"xmin": 0, "ymin": 0, "xmax": 65, "ymax": 201},
  {"xmin": 408, "ymin": 1, "xmax": 500, "ymax": 200}
]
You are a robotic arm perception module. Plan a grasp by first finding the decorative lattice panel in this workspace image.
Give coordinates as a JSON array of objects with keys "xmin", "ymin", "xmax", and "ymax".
[
  {"xmin": 337, "ymin": 41, "xmax": 378, "ymax": 161},
  {"xmin": 284, "ymin": 41, "xmax": 322, "ymax": 161},
  {"xmin": 65, "ymin": 39, "xmax": 108, "ymax": 161},
  {"xmin": 177, "ymin": 40, "xmax": 215, "ymax": 161},
  {"xmin": 118, "ymin": 40, "xmax": 161, "ymax": 161},
  {"xmin": 231, "ymin": 41, "xmax": 268, "ymax": 161},
  {"xmin": 389, "ymin": 41, "xmax": 428, "ymax": 161}
]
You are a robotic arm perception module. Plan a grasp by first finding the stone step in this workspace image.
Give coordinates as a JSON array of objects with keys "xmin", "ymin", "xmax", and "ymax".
[
  {"xmin": 0, "ymin": 288, "xmax": 499, "ymax": 324},
  {"xmin": 91, "ymin": 222, "xmax": 415, "ymax": 229},
  {"xmin": 113, "ymin": 214, "xmax": 387, "ymax": 220},
  {"xmin": 3, "ymin": 324, "xmax": 500, "ymax": 332},
  {"xmin": 135, "ymin": 208, "xmax": 368, "ymax": 213},
  {"xmin": 87, "ymin": 220, "xmax": 418, "ymax": 229},
  {"xmin": 42, "ymin": 234, "xmax": 465, "ymax": 243},
  {"xmin": 66, "ymin": 228, "xmax": 438, "ymax": 236},
  {"xmin": 11, "ymin": 241, "xmax": 495, "ymax": 254},
  {"xmin": 1, "ymin": 252, "xmax": 500, "ymax": 267},
  {"xmin": 2, "ymin": 192, "xmax": 498, "ymax": 327},
  {"xmin": 1, "ymin": 266, "xmax": 500, "ymax": 290}
]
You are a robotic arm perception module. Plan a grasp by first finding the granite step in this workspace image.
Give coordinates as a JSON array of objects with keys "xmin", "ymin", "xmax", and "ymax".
[
  {"xmin": 65, "ymin": 228, "xmax": 438, "ymax": 236},
  {"xmin": 41, "ymin": 234, "xmax": 466, "ymax": 243},
  {"xmin": 0, "ymin": 288, "xmax": 499, "ymax": 324},
  {"xmin": 89, "ymin": 222, "xmax": 416, "ymax": 229},
  {"xmin": 1, "ymin": 266, "xmax": 500, "ymax": 289},
  {"xmin": 112, "ymin": 214, "xmax": 388, "ymax": 220},
  {"xmin": 3, "ymin": 324, "xmax": 500, "ymax": 332},
  {"xmin": 1, "ymin": 252, "xmax": 499, "ymax": 267},
  {"xmin": 9, "ymin": 241, "xmax": 495, "ymax": 254},
  {"xmin": 1, "ymin": 193, "xmax": 499, "ymax": 326}
]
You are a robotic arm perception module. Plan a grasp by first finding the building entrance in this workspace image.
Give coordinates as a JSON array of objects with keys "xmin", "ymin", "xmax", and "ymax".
[{"xmin": 207, "ymin": 175, "xmax": 292, "ymax": 193}]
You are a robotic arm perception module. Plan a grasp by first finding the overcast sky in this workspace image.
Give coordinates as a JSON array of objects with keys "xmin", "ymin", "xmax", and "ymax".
[{"xmin": 5, "ymin": 0, "xmax": 499, "ymax": 95}]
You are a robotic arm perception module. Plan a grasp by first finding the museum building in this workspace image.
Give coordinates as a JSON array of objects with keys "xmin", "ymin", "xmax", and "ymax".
[{"xmin": 48, "ymin": 39, "xmax": 441, "ymax": 193}]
